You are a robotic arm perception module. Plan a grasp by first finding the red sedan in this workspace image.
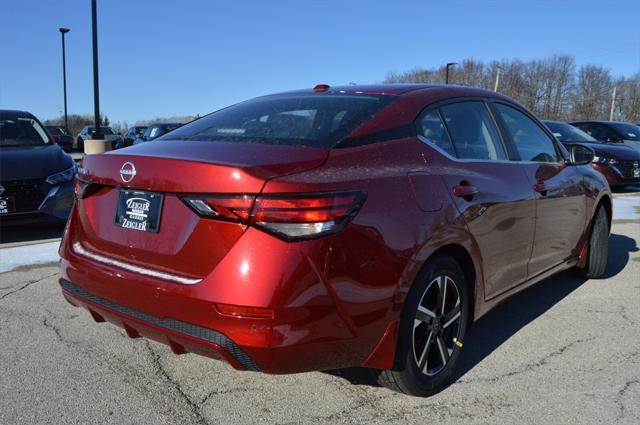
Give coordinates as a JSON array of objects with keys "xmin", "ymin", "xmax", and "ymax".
[{"xmin": 59, "ymin": 85, "xmax": 611, "ymax": 396}]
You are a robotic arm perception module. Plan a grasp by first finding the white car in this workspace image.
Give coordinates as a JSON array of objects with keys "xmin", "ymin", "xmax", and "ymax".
[{"xmin": 77, "ymin": 126, "xmax": 123, "ymax": 151}]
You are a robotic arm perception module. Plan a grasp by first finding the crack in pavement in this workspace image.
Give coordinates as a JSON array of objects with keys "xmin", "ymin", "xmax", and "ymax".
[
  {"xmin": 585, "ymin": 305, "xmax": 638, "ymax": 326},
  {"xmin": 615, "ymin": 379, "xmax": 640, "ymax": 422},
  {"xmin": 459, "ymin": 337, "xmax": 596, "ymax": 384},
  {"xmin": 0, "ymin": 272, "xmax": 58, "ymax": 301},
  {"xmin": 41, "ymin": 308, "xmax": 83, "ymax": 346},
  {"xmin": 143, "ymin": 340, "xmax": 213, "ymax": 425}
]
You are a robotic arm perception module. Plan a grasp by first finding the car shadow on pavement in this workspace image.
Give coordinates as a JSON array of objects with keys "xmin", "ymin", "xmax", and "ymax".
[
  {"xmin": 326, "ymin": 232, "xmax": 637, "ymax": 389},
  {"xmin": 0, "ymin": 222, "xmax": 66, "ymax": 245}
]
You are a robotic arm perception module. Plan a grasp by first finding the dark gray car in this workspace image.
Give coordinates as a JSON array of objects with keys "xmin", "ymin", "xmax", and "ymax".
[{"xmin": 0, "ymin": 110, "xmax": 75, "ymax": 225}]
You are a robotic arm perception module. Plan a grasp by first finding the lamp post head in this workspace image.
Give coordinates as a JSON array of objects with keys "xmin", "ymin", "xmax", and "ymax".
[
  {"xmin": 446, "ymin": 62, "xmax": 458, "ymax": 68},
  {"xmin": 59, "ymin": 28, "xmax": 70, "ymax": 34}
]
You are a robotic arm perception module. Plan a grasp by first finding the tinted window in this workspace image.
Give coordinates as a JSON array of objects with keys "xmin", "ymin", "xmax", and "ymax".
[
  {"xmin": 0, "ymin": 115, "xmax": 50, "ymax": 147},
  {"xmin": 544, "ymin": 121, "xmax": 598, "ymax": 143},
  {"xmin": 416, "ymin": 110, "xmax": 455, "ymax": 156},
  {"xmin": 579, "ymin": 124, "xmax": 619, "ymax": 142},
  {"xmin": 494, "ymin": 104, "xmax": 559, "ymax": 162},
  {"xmin": 439, "ymin": 101, "xmax": 506, "ymax": 160},
  {"xmin": 609, "ymin": 123, "xmax": 640, "ymax": 141},
  {"xmin": 86, "ymin": 126, "xmax": 115, "ymax": 136},
  {"xmin": 162, "ymin": 94, "xmax": 394, "ymax": 148}
]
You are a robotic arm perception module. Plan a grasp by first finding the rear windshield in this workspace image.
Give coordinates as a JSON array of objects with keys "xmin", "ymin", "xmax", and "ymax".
[
  {"xmin": 87, "ymin": 126, "xmax": 115, "ymax": 136},
  {"xmin": 0, "ymin": 116, "xmax": 51, "ymax": 147},
  {"xmin": 161, "ymin": 93, "xmax": 394, "ymax": 148}
]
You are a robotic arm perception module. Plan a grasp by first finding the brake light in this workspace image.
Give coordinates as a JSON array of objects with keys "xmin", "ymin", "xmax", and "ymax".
[
  {"xmin": 313, "ymin": 84, "xmax": 330, "ymax": 92},
  {"xmin": 74, "ymin": 178, "xmax": 102, "ymax": 200},
  {"xmin": 182, "ymin": 194, "xmax": 254, "ymax": 222},
  {"xmin": 180, "ymin": 191, "xmax": 366, "ymax": 241}
]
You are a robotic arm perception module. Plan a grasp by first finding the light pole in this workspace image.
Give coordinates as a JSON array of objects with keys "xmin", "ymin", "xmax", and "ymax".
[
  {"xmin": 59, "ymin": 28, "xmax": 70, "ymax": 133},
  {"xmin": 445, "ymin": 62, "xmax": 457, "ymax": 85},
  {"xmin": 91, "ymin": 0, "xmax": 103, "ymax": 140},
  {"xmin": 609, "ymin": 86, "xmax": 617, "ymax": 121},
  {"xmin": 494, "ymin": 65, "xmax": 503, "ymax": 92}
]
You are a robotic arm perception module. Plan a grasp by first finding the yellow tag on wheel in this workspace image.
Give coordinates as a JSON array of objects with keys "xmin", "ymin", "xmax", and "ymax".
[{"xmin": 453, "ymin": 338, "xmax": 463, "ymax": 348}]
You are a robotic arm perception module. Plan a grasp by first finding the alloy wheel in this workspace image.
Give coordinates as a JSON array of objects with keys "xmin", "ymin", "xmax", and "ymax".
[{"xmin": 412, "ymin": 274, "xmax": 462, "ymax": 376}]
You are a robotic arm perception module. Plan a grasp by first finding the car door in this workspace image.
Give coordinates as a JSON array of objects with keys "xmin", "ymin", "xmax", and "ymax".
[
  {"xmin": 491, "ymin": 102, "xmax": 587, "ymax": 276},
  {"xmin": 417, "ymin": 101, "xmax": 537, "ymax": 299}
]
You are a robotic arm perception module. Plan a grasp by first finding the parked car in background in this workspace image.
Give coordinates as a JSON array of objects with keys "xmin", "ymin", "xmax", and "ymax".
[
  {"xmin": 59, "ymin": 85, "xmax": 612, "ymax": 397},
  {"xmin": 133, "ymin": 123, "xmax": 181, "ymax": 144},
  {"xmin": 0, "ymin": 110, "xmax": 75, "ymax": 225},
  {"xmin": 45, "ymin": 126, "xmax": 74, "ymax": 152},
  {"xmin": 544, "ymin": 120, "xmax": 640, "ymax": 188},
  {"xmin": 123, "ymin": 126, "xmax": 147, "ymax": 147},
  {"xmin": 571, "ymin": 121, "xmax": 640, "ymax": 153},
  {"xmin": 77, "ymin": 126, "xmax": 124, "ymax": 151}
]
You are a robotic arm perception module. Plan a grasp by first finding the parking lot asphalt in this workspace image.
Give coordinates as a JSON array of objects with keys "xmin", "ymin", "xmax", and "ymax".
[{"xmin": 0, "ymin": 196, "xmax": 638, "ymax": 424}]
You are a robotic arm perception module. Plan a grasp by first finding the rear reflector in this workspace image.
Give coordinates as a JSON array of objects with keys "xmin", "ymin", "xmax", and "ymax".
[
  {"xmin": 180, "ymin": 191, "xmax": 366, "ymax": 241},
  {"xmin": 215, "ymin": 303, "xmax": 275, "ymax": 320}
]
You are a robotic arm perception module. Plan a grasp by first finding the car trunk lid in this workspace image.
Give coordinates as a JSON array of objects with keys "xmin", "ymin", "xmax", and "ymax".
[{"xmin": 72, "ymin": 140, "xmax": 328, "ymax": 278}]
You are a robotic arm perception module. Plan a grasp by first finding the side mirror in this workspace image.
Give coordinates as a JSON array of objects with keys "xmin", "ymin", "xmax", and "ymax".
[{"xmin": 570, "ymin": 144, "xmax": 594, "ymax": 165}]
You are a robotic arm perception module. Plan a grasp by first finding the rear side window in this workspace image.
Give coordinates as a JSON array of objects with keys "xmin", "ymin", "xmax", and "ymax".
[
  {"xmin": 439, "ymin": 101, "xmax": 507, "ymax": 161},
  {"xmin": 162, "ymin": 94, "xmax": 394, "ymax": 149},
  {"xmin": 416, "ymin": 110, "xmax": 455, "ymax": 156},
  {"xmin": 494, "ymin": 104, "xmax": 559, "ymax": 162}
]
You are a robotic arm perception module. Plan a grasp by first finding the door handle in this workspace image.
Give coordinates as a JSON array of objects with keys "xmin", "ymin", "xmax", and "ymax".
[{"xmin": 453, "ymin": 184, "xmax": 479, "ymax": 200}]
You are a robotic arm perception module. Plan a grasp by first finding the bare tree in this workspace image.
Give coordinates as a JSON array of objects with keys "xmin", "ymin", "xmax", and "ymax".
[{"xmin": 383, "ymin": 55, "xmax": 637, "ymax": 121}]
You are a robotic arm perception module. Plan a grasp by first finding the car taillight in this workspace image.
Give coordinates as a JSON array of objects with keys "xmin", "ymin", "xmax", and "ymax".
[
  {"xmin": 74, "ymin": 178, "xmax": 103, "ymax": 200},
  {"xmin": 180, "ymin": 191, "xmax": 366, "ymax": 241},
  {"xmin": 251, "ymin": 192, "xmax": 366, "ymax": 240},
  {"xmin": 182, "ymin": 194, "xmax": 254, "ymax": 222}
]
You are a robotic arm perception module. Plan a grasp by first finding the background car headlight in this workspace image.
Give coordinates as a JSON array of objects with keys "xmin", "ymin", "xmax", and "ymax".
[
  {"xmin": 592, "ymin": 156, "xmax": 617, "ymax": 165},
  {"xmin": 46, "ymin": 163, "xmax": 77, "ymax": 185}
]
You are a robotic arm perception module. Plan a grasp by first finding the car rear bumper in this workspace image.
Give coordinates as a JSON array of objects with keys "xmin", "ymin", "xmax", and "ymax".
[
  {"xmin": 58, "ymin": 234, "xmax": 394, "ymax": 373},
  {"xmin": 59, "ymin": 277, "xmax": 259, "ymax": 371}
]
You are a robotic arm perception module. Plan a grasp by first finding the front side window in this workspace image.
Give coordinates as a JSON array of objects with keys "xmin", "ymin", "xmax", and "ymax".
[
  {"xmin": 161, "ymin": 94, "xmax": 394, "ymax": 149},
  {"xmin": 416, "ymin": 109, "xmax": 455, "ymax": 156},
  {"xmin": 580, "ymin": 124, "xmax": 617, "ymax": 142},
  {"xmin": 494, "ymin": 103, "xmax": 559, "ymax": 162},
  {"xmin": 439, "ymin": 101, "xmax": 507, "ymax": 161}
]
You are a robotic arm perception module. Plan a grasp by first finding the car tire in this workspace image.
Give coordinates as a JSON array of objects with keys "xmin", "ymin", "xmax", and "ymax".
[
  {"xmin": 580, "ymin": 206, "xmax": 609, "ymax": 278},
  {"xmin": 77, "ymin": 137, "xmax": 83, "ymax": 152},
  {"xmin": 377, "ymin": 255, "xmax": 469, "ymax": 396}
]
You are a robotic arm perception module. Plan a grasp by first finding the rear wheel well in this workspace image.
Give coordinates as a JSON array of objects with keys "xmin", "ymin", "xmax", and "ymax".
[{"xmin": 428, "ymin": 244, "xmax": 476, "ymax": 329}]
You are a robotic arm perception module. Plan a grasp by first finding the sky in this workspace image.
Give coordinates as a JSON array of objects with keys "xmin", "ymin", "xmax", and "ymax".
[{"xmin": 1, "ymin": 0, "xmax": 639, "ymax": 125}]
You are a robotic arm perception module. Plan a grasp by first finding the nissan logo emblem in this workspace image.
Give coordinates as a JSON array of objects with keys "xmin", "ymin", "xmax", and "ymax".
[{"xmin": 119, "ymin": 162, "xmax": 136, "ymax": 183}]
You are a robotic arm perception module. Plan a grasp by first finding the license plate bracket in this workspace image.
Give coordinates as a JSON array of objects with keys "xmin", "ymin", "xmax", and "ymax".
[{"xmin": 114, "ymin": 189, "xmax": 163, "ymax": 233}]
